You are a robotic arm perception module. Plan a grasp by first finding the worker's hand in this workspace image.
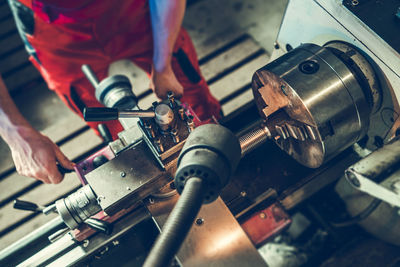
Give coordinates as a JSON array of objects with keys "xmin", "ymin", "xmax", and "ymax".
[
  {"xmin": 8, "ymin": 126, "xmax": 74, "ymax": 184},
  {"xmin": 150, "ymin": 64, "xmax": 184, "ymax": 99}
]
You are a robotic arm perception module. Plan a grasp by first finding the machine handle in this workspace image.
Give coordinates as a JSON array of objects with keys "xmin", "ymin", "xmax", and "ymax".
[
  {"xmin": 85, "ymin": 218, "xmax": 113, "ymax": 235},
  {"xmin": 13, "ymin": 199, "xmax": 42, "ymax": 212},
  {"xmin": 83, "ymin": 107, "xmax": 119, "ymax": 121},
  {"xmin": 81, "ymin": 64, "xmax": 99, "ymax": 89},
  {"xmin": 97, "ymin": 124, "xmax": 113, "ymax": 143},
  {"xmin": 57, "ymin": 164, "xmax": 74, "ymax": 175},
  {"xmin": 84, "ymin": 107, "xmax": 156, "ymax": 122}
]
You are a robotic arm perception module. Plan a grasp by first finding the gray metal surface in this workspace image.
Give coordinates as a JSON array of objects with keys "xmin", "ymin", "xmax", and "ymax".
[
  {"xmin": 345, "ymin": 137, "xmax": 400, "ymax": 207},
  {"xmin": 335, "ymin": 138, "xmax": 400, "ymax": 245},
  {"xmin": 85, "ymin": 140, "xmax": 171, "ymax": 215},
  {"xmin": 252, "ymin": 43, "xmax": 372, "ymax": 168},
  {"xmin": 147, "ymin": 195, "xmax": 267, "ymax": 267},
  {"xmin": 0, "ymin": 216, "xmax": 64, "ymax": 264},
  {"xmin": 18, "ymin": 206, "xmax": 151, "ymax": 267},
  {"xmin": 17, "ymin": 233, "xmax": 77, "ymax": 267}
]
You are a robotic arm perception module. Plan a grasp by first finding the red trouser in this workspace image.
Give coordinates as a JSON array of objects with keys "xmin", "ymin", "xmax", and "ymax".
[{"xmin": 18, "ymin": 0, "xmax": 221, "ymax": 139}]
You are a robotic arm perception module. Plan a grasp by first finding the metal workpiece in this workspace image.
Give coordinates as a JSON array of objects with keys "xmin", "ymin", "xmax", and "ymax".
[
  {"xmin": 55, "ymin": 185, "xmax": 102, "ymax": 230},
  {"xmin": 154, "ymin": 103, "xmax": 175, "ymax": 131},
  {"xmin": 252, "ymin": 43, "xmax": 377, "ymax": 168},
  {"xmin": 239, "ymin": 123, "xmax": 272, "ymax": 156},
  {"xmin": 175, "ymin": 124, "xmax": 241, "ymax": 203}
]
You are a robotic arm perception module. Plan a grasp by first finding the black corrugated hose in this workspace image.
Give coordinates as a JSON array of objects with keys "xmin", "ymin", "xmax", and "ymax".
[{"xmin": 143, "ymin": 177, "xmax": 205, "ymax": 267}]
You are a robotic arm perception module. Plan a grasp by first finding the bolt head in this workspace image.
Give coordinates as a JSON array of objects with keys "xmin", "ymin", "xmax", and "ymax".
[{"xmin": 195, "ymin": 218, "xmax": 204, "ymax": 226}]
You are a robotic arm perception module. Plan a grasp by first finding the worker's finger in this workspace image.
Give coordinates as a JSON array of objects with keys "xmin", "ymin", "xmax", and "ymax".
[{"xmin": 53, "ymin": 143, "xmax": 74, "ymax": 170}]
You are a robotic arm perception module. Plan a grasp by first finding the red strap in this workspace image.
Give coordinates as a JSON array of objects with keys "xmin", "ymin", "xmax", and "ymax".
[{"xmin": 18, "ymin": 0, "xmax": 32, "ymax": 9}]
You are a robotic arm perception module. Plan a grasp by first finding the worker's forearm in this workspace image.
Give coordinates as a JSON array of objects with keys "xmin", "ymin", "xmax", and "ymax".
[
  {"xmin": 149, "ymin": 0, "xmax": 186, "ymax": 72},
  {"xmin": 0, "ymin": 76, "xmax": 32, "ymax": 143}
]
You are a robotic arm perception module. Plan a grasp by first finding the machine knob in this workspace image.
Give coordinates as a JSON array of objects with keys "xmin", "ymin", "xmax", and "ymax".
[
  {"xmin": 84, "ymin": 107, "xmax": 119, "ymax": 121},
  {"xmin": 85, "ymin": 218, "xmax": 113, "ymax": 235},
  {"xmin": 92, "ymin": 155, "xmax": 109, "ymax": 168},
  {"xmin": 13, "ymin": 199, "xmax": 42, "ymax": 213}
]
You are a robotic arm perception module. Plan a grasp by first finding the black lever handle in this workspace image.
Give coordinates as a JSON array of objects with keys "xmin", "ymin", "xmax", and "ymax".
[
  {"xmin": 85, "ymin": 218, "xmax": 113, "ymax": 235},
  {"xmin": 57, "ymin": 164, "xmax": 74, "ymax": 175},
  {"xmin": 83, "ymin": 107, "xmax": 119, "ymax": 121},
  {"xmin": 13, "ymin": 199, "xmax": 42, "ymax": 212}
]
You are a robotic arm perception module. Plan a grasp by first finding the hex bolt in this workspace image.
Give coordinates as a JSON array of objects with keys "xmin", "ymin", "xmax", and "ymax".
[
  {"xmin": 195, "ymin": 218, "xmax": 204, "ymax": 226},
  {"xmin": 178, "ymin": 108, "xmax": 185, "ymax": 120},
  {"xmin": 259, "ymin": 212, "xmax": 267, "ymax": 219},
  {"xmin": 167, "ymin": 91, "xmax": 175, "ymax": 108},
  {"xmin": 171, "ymin": 128, "xmax": 180, "ymax": 143},
  {"xmin": 120, "ymin": 171, "xmax": 126, "ymax": 178},
  {"xmin": 154, "ymin": 138, "xmax": 164, "ymax": 153},
  {"xmin": 145, "ymin": 124, "xmax": 156, "ymax": 138},
  {"xmin": 141, "ymin": 118, "xmax": 149, "ymax": 127},
  {"xmin": 170, "ymin": 182, "xmax": 176, "ymax": 190},
  {"xmin": 187, "ymin": 116, "xmax": 195, "ymax": 132}
]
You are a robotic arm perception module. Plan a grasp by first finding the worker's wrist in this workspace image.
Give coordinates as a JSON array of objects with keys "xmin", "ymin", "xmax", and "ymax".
[
  {"xmin": 1, "ymin": 123, "xmax": 37, "ymax": 145},
  {"xmin": 152, "ymin": 51, "xmax": 173, "ymax": 73}
]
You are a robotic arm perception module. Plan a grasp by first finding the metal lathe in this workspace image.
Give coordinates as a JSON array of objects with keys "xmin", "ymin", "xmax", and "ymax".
[{"xmin": 1, "ymin": 0, "xmax": 400, "ymax": 266}]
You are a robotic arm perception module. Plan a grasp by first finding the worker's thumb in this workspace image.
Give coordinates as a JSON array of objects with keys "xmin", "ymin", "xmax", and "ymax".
[{"xmin": 53, "ymin": 144, "xmax": 74, "ymax": 170}]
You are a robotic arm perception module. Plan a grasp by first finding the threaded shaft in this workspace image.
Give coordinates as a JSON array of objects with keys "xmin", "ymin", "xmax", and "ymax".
[{"xmin": 239, "ymin": 124, "xmax": 271, "ymax": 157}]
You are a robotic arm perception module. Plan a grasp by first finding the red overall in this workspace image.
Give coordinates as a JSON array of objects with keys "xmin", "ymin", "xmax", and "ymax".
[{"xmin": 17, "ymin": 0, "xmax": 221, "ymax": 139}]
